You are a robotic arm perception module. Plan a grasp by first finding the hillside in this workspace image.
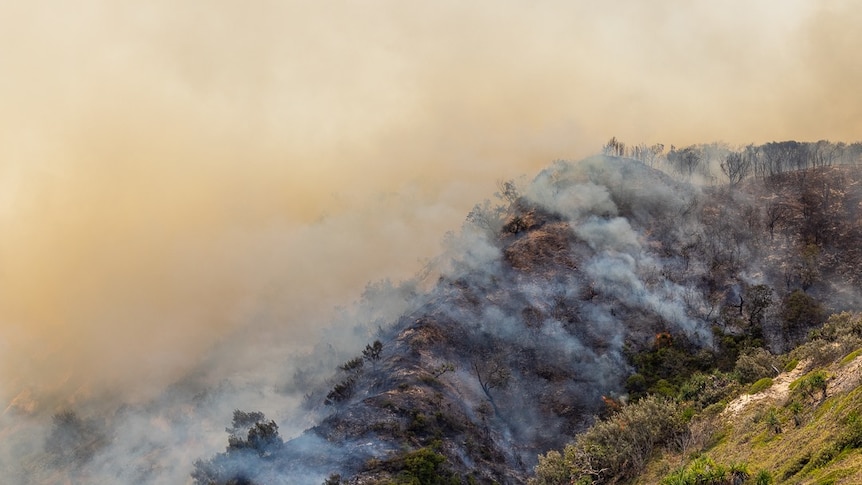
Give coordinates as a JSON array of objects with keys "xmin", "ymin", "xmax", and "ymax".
[
  {"xmin": 186, "ymin": 143, "xmax": 862, "ymax": 485},
  {"xmin": 535, "ymin": 310, "xmax": 862, "ymax": 485},
  {"xmin": 702, "ymin": 347, "xmax": 862, "ymax": 485}
]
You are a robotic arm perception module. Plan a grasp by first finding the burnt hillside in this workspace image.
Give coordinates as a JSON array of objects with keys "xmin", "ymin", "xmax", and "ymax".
[{"xmin": 190, "ymin": 152, "xmax": 862, "ymax": 484}]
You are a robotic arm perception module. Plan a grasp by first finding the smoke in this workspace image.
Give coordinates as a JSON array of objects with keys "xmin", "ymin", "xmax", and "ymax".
[
  {"xmin": 316, "ymin": 156, "xmax": 713, "ymax": 476},
  {"xmin": 0, "ymin": 0, "xmax": 860, "ymax": 483}
]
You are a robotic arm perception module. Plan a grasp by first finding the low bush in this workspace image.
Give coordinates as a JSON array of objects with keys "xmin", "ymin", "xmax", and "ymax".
[
  {"xmin": 793, "ymin": 312, "xmax": 862, "ymax": 366},
  {"xmin": 748, "ymin": 377, "xmax": 773, "ymax": 395},
  {"xmin": 790, "ymin": 370, "xmax": 828, "ymax": 401},
  {"xmin": 368, "ymin": 445, "xmax": 461, "ymax": 485},
  {"xmin": 781, "ymin": 290, "xmax": 824, "ymax": 338},
  {"xmin": 678, "ymin": 372, "xmax": 737, "ymax": 410},
  {"xmin": 734, "ymin": 348, "xmax": 778, "ymax": 384},
  {"xmin": 753, "ymin": 469, "xmax": 773, "ymax": 485},
  {"xmin": 532, "ymin": 395, "xmax": 686, "ymax": 484},
  {"xmin": 837, "ymin": 412, "xmax": 862, "ymax": 450},
  {"xmin": 660, "ymin": 456, "xmax": 748, "ymax": 485}
]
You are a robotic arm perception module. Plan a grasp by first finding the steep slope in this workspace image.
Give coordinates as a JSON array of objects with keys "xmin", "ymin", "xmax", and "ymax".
[
  {"xmin": 703, "ymin": 321, "xmax": 862, "ymax": 484},
  {"xmin": 628, "ymin": 325, "xmax": 862, "ymax": 485},
  {"xmin": 192, "ymin": 154, "xmax": 862, "ymax": 484}
]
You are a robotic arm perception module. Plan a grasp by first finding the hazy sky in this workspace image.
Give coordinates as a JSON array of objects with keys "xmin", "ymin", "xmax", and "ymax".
[{"xmin": 1, "ymin": 0, "xmax": 860, "ymax": 410}]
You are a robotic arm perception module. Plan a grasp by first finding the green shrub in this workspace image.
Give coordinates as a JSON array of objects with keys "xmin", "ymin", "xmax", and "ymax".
[
  {"xmin": 792, "ymin": 370, "xmax": 828, "ymax": 400},
  {"xmin": 764, "ymin": 407, "xmax": 781, "ymax": 434},
  {"xmin": 654, "ymin": 379, "xmax": 678, "ymax": 397},
  {"xmin": 627, "ymin": 334, "xmax": 717, "ymax": 395},
  {"xmin": 660, "ymin": 456, "xmax": 747, "ymax": 485},
  {"xmin": 753, "ymin": 469, "xmax": 773, "ymax": 485},
  {"xmin": 678, "ymin": 372, "xmax": 737, "ymax": 410},
  {"xmin": 786, "ymin": 400, "xmax": 804, "ymax": 426},
  {"xmin": 376, "ymin": 446, "xmax": 452, "ymax": 485},
  {"xmin": 701, "ymin": 401, "xmax": 727, "ymax": 418},
  {"xmin": 781, "ymin": 290, "xmax": 824, "ymax": 337},
  {"xmin": 837, "ymin": 412, "xmax": 862, "ymax": 450},
  {"xmin": 748, "ymin": 378, "xmax": 773, "ymax": 395},
  {"xmin": 400, "ymin": 447, "xmax": 446, "ymax": 484},
  {"xmin": 532, "ymin": 395, "xmax": 686, "ymax": 485},
  {"xmin": 783, "ymin": 358, "xmax": 799, "ymax": 372},
  {"xmin": 408, "ymin": 412, "xmax": 428, "ymax": 435},
  {"xmin": 794, "ymin": 312, "xmax": 862, "ymax": 366},
  {"xmin": 735, "ymin": 348, "xmax": 778, "ymax": 384},
  {"xmin": 728, "ymin": 462, "xmax": 750, "ymax": 481},
  {"xmin": 810, "ymin": 312, "xmax": 862, "ymax": 341},
  {"xmin": 531, "ymin": 450, "xmax": 568, "ymax": 485},
  {"xmin": 626, "ymin": 373, "xmax": 647, "ymax": 396}
]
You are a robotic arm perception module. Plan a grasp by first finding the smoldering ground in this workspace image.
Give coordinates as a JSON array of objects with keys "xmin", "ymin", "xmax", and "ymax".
[{"xmin": 1, "ymin": 1, "xmax": 861, "ymax": 483}]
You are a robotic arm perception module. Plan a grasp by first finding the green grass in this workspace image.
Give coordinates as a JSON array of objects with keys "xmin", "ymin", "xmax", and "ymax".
[
  {"xmin": 814, "ymin": 466, "xmax": 854, "ymax": 484},
  {"xmin": 660, "ymin": 456, "xmax": 746, "ymax": 485},
  {"xmin": 749, "ymin": 377, "xmax": 774, "ymax": 394},
  {"xmin": 631, "ymin": 344, "xmax": 862, "ymax": 485},
  {"xmin": 840, "ymin": 349, "xmax": 862, "ymax": 366}
]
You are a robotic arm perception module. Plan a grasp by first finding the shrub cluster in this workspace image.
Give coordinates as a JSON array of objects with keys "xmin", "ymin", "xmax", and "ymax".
[
  {"xmin": 660, "ymin": 456, "xmax": 749, "ymax": 485},
  {"xmin": 791, "ymin": 312, "xmax": 862, "ymax": 365},
  {"xmin": 733, "ymin": 348, "xmax": 779, "ymax": 384},
  {"xmin": 359, "ymin": 444, "xmax": 470, "ymax": 485},
  {"xmin": 192, "ymin": 410, "xmax": 283, "ymax": 485},
  {"xmin": 532, "ymin": 395, "xmax": 687, "ymax": 484},
  {"xmin": 748, "ymin": 377, "xmax": 774, "ymax": 395}
]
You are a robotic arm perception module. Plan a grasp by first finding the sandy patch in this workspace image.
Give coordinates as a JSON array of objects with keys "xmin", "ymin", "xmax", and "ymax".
[
  {"xmin": 722, "ymin": 360, "xmax": 809, "ymax": 418},
  {"xmin": 829, "ymin": 352, "xmax": 862, "ymax": 394}
]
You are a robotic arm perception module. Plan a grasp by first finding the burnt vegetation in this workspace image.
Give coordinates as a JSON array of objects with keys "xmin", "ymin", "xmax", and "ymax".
[{"xmin": 191, "ymin": 138, "xmax": 862, "ymax": 484}]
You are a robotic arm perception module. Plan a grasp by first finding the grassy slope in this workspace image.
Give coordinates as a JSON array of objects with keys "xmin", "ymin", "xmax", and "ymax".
[{"xmin": 636, "ymin": 350, "xmax": 862, "ymax": 485}]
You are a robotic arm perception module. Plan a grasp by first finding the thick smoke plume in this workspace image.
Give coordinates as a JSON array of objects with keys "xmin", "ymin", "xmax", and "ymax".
[{"xmin": 1, "ymin": 1, "xmax": 861, "ymax": 483}]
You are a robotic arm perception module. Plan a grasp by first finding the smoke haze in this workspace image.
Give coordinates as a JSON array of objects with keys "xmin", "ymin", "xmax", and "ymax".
[{"xmin": 1, "ymin": 1, "xmax": 861, "ymax": 478}]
